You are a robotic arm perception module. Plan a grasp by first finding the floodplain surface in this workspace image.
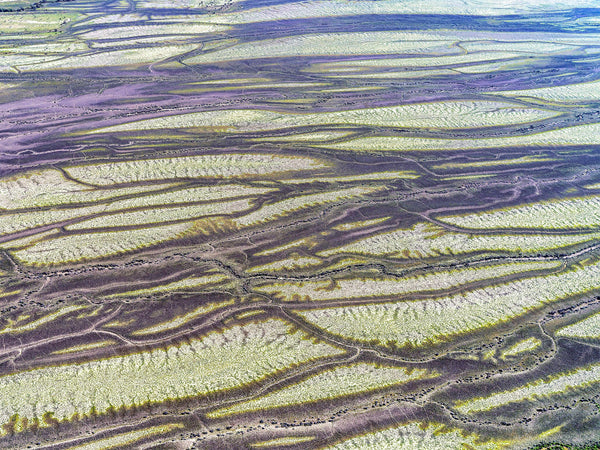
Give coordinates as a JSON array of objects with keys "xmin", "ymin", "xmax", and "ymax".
[{"xmin": 1, "ymin": 0, "xmax": 600, "ymax": 448}]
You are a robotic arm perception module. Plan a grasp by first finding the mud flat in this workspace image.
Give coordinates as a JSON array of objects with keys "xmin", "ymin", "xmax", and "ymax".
[{"xmin": 1, "ymin": 0, "xmax": 600, "ymax": 448}]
